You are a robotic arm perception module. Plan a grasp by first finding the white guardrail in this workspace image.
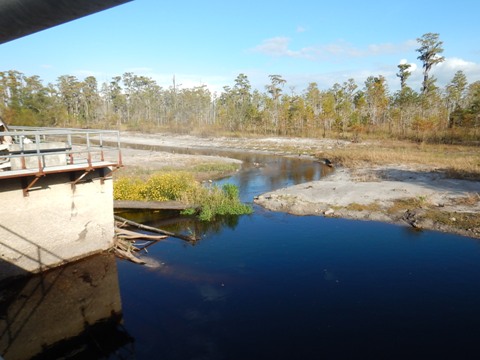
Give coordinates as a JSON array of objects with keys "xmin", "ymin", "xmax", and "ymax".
[{"xmin": 0, "ymin": 126, "xmax": 122, "ymax": 174}]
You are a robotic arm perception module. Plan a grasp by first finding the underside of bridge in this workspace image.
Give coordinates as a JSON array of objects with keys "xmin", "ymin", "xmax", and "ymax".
[{"xmin": 0, "ymin": 0, "xmax": 133, "ymax": 44}]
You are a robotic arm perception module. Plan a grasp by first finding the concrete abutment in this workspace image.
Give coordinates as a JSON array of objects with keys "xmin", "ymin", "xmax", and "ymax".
[{"xmin": 0, "ymin": 168, "xmax": 115, "ymax": 280}]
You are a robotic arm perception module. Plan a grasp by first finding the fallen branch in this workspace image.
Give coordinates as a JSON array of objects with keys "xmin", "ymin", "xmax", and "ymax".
[
  {"xmin": 114, "ymin": 215, "xmax": 199, "ymax": 242},
  {"xmin": 116, "ymin": 227, "xmax": 168, "ymax": 241}
]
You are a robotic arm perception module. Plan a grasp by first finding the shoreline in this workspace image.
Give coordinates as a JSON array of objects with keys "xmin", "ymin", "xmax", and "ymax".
[
  {"xmin": 117, "ymin": 132, "xmax": 480, "ymax": 239},
  {"xmin": 254, "ymin": 164, "xmax": 480, "ymax": 239}
]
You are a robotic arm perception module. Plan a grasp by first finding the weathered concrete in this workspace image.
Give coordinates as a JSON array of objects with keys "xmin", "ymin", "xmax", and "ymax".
[{"xmin": 0, "ymin": 169, "xmax": 115, "ymax": 279}]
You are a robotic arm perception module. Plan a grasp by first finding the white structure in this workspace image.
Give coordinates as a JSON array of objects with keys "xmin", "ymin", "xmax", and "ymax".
[{"xmin": 0, "ymin": 127, "xmax": 121, "ymax": 280}]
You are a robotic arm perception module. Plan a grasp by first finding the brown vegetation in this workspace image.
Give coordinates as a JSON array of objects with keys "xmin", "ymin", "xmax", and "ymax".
[{"xmin": 322, "ymin": 139, "xmax": 480, "ymax": 180}]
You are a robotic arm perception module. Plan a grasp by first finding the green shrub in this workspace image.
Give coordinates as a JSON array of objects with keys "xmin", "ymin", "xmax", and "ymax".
[
  {"xmin": 222, "ymin": 183, "xmax": 239, "ymax": 200},
  {"xmin": 189, "ymin": 184, "xmax": 252, "ymax": 221},
  {"xmin": 114, "ymin": 171, "xmax": 252, "ymax": 221}
]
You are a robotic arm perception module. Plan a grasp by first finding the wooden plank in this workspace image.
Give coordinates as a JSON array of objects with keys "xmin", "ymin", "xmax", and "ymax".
[{"xmin": 114, "ymin": 200, "xmax": 190, "ymax": 210}]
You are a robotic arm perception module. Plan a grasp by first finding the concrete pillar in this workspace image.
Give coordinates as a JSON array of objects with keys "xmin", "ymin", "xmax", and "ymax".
[{"xmin": 0, "ymin": 168, "xmax": 114, "ymax": 279}]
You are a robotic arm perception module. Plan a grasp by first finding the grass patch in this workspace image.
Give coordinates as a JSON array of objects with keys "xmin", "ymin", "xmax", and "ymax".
[
  {"xmin": 116, "ymin": 161, "xmax": 241, "ymax": 182},
  {"xmin": 192, "ymin": 162, "xmax": 239, "ymax": 173},
  {"xmin": 114, "ymin": 171, "xmax": 252, "ymax": 221},
  {"xmin": 182, "ymin": 183, "xmax": 253, "ymax": 221},
  {"xmin": 115, "ymin": 166, "xmax": 158, "ymax": 180}
]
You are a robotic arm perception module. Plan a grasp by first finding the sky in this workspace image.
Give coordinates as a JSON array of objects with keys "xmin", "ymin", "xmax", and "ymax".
[{"xmin": 2, "ymin": 0, "xmax": 480, "ymax": 95}]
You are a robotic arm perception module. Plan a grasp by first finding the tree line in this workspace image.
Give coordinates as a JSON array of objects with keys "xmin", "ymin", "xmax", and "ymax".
[{"xmin": 1, "ymin": 33, "xmax": 479, "ymax": 142}]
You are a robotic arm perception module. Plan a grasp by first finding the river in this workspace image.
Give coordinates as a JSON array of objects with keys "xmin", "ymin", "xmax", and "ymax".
[{"xmin": 1, "ymin": 149, "xmax": 480, "ymax": 359}]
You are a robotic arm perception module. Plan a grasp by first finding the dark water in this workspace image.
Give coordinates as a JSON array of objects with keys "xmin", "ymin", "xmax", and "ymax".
[
  {"xmin": 2, "ymin": 149, "xmax": 480, "ymax": 359},
  {"xmin": 114, "ymin": 151, "xmax": 480, "ymax": 359},
  {"xmin": 117, "ymin": 214, "xmax": 480, "ymax": 359}
]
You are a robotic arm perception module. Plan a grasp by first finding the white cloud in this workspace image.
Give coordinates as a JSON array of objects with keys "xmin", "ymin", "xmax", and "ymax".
[
  {"xmin": 131, "ymin": 70, "xmax": 229, "ymax": 94},
  {"xmin": 250, "ymin": 37, "xmax": 312, "ymax": 59},
  {"xmin": 68, "ymin": 57, "xmax": 480, "ymax": 99},
  {"xmin": 66, "ymin": 68, "xmax": 228, "ymax": 94},
  {"xmin": 296, "ymin": 26, "xmax": 307, "ymax": 33},
  {"xmin": 432, "ymin": 57, "xmax": 480, "ymax": 85},
  {"xmin": 251, "ymin": 37, "xmax": 417, "ymax": 60},
  {"xmin": 398, "ymin": 59, "xmax": 418, "ymax": 72},
  {"xmin": 288, "ymin": 56, "xmax": 480, "ymax": 94}
]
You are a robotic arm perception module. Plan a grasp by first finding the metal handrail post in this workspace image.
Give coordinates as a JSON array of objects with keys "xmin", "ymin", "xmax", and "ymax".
[
  {"xmin": 86, "ymin": 132, "xmax": 92, "ymax": 167},
  {"xmin": 100, "ymin": 132, "xmax": 104, "ymax": 161},
  {"xmin": 67, "ymin": 133, "xmax": 74, "ymax": 164},
  {"xmin": 35, "ymin": 133, "xmax": 42, "ymax": 172},
  {"xmin": 19, "ymin": 135, "xmax": 26, "ymax": 169},
  {"xmin": 117, "ymin": 131, "xmax": 122, "ymax": 166}
]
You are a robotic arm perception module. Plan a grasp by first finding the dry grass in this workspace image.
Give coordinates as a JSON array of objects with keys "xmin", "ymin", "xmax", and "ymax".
[
  {"xmin": 451, "ymin": 193, "xmax": 480, "ymax": 206},
  {"xmin": 386, "ymin": 196, "xmax": 431, "ymax": 214},
  {"xmin": 115, "ymin": 162, "xmax": 240, "ymax": 182},
  {"xmin": 322, "ymin": 140, "xmax": 480, "ymax": 180},
  {"xmin": 345, "ymin": 202, "xmax": 383, "ymax": 212},
  {"xmin": 424, "ymin": 210, "xmax": 479, "ymax": 230},
  {"xmin": 384, "ymin": 196, "xmax": 479, "ymax": 233}
]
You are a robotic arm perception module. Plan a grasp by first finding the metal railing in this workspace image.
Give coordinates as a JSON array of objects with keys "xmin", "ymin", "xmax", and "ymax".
[{"xmin": 0, "ymin": 126, "xmax": 122, "ymax": 175}]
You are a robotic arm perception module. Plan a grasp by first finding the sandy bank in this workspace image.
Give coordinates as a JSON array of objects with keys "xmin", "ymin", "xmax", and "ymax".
[
  {"xmin": 255, "ymin": 165, "xmax": 480, "ymax": 239},
  {"xmin": 119, "ymin": 147, "xmax": 242, "ymax": 171}
]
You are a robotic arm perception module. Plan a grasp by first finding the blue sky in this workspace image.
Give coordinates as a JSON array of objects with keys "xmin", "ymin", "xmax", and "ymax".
[{"xmin": 2, "ymin": 0, "xmax": 480, "ymax": 94}]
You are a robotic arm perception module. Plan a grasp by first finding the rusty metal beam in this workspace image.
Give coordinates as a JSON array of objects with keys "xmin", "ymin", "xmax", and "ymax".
[
  {"xmin": 70, "ymin": 170, "xmax": 92, "ymax": 191},
  {"xmin": 22, "ymin": 173, "xmax": 45, "ymax": 196},
  {"xmin": 0, "ymin": 0, "xmax": 133, "ymax": 44}
]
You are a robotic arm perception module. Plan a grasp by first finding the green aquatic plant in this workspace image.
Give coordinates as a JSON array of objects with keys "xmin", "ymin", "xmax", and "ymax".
[{"xmin": 180, "ymin": 183, "xmax": 252, "ymax": 221}]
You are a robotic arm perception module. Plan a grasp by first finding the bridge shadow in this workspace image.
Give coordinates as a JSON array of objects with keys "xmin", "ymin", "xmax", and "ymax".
[
  {"xmin": 0, "ymin": 236, "xmax": 134, "ymax": 359},
  {"xmin": 0, "ymin": 223, "xmax": 72, "ymax": 281}
]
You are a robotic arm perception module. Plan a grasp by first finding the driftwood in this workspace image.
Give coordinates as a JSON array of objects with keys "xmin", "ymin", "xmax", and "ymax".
[
  {"xmin": 114, "ymin": 248, "xmax": 146, "ymax": 264},
  {"xmin": 112, "ymin": 214, "xmax": 198, "ymax": 264},
  {"xmin": 114, "ymin": 215, "xmax": 198, "ymax": 242},
  {"xmin": 114, "ymin": 236, "xmax": 138, "ymax": 252},
  {"xmin": 116, "ymin": 227, "xmax": 168, "ymax": 241}
]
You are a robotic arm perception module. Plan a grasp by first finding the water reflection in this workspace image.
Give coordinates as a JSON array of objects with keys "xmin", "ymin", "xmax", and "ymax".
[
  {"xmin": 216, "ymin": 153, "xmax": 332, "ymax": 201},
  {"xmin": 116, "ymin": 209, "xmax": 245, "ymax": 241},
  {"xmin": 113, "ymin": 142, "xmax": 332, "ymax": 202},
  {"xmin": 0, "ymin": 254, "xmax": 133, "ymax": 360},
  {"xmin": 115, "ymin": 147, "xmax": 330, "ymax": 243}
]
